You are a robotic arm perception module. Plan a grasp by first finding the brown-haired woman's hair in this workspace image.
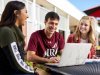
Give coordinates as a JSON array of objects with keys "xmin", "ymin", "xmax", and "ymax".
[
  {"xmin": 74, "ymin": 16, "xmax": 97, "ymax": 44},
  {"xmin": 0, "ymin": 1, "xmax": 25, "ymax": 27}
]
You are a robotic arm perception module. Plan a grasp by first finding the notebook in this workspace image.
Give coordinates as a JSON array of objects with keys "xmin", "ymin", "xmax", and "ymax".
[{"xmin": 46, "ymin": 43, "xmax": 92, "ymax": 67}]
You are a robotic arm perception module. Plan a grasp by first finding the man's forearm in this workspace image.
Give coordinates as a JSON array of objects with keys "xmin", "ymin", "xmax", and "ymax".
[{"xmin": 27, "ymin": 54, "xmax": 49, "ymax": 63}]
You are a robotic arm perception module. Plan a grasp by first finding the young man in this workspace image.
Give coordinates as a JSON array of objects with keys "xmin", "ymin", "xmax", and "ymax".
[{"xmin": 27, "ymin": 11, "xmax": 65, "ymax": 64}]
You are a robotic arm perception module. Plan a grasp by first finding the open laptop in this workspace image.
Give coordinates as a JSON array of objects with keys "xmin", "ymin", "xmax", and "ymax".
[{"xmin": 46, "ymin": 43, "xmax": 92, "ymax": 67}]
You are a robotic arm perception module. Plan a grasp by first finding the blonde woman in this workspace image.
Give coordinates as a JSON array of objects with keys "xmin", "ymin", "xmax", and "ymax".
[{"xmin": 67, "ymin": 16, "xmax": 98, "ymax": 59}]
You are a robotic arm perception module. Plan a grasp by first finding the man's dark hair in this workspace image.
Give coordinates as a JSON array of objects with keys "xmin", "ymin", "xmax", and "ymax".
[{"xmin": 45, "ymin": 11, "xmax": 60, "ymax": 21}]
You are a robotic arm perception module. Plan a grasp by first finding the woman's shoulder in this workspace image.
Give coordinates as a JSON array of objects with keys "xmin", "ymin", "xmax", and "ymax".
[
  {"xmin": 67, "ymin": 34, "xmax": 75, "ymax": 43},
  {"xmin": 0, "ymin": 26, "xmax": 14, "ymax": 37},
  {"xmin": 0, "ymin": 26, "xmax": 12, "ymax": 33},
  {"xmin": 68, "ymin": 34, "xmax": 75, "ymax": 38},
  {"xmin": 0, "ymin": 26, "xmax": 16, "ymax": 47}
]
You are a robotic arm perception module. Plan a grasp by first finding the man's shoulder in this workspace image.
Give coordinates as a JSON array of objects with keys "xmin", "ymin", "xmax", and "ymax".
[
  {"xmin": 32, "ymin": 30, "xmax": 42, "ymax": 34},
  {"xmin": 55, "ymin": 31, "xmax": 62, "ymax": 36},
  {"xmin": 35, "ymin": 30, "xmax": 43, "ymax": 33},
  {"xmin": 55, "ymin": 31, "xmax": 60, "ymax": 34},
  {"xmin": 31, "ymin": 29, "xmax": 43, "ymax": 37}
]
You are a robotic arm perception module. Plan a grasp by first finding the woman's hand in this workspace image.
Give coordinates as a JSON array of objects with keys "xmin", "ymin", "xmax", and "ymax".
[{"xmin": 92, "ymin": 55, "xmax": 100, "ymax": 59}]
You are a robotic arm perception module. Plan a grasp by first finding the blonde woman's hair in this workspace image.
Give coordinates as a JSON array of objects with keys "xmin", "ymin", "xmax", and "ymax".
[{"xmin": 74, "ymin": 16, "xmax": 98, "ymax": 44}]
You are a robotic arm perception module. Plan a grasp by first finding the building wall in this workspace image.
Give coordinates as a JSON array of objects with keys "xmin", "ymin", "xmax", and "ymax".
[{"xmin": 0, "ymin": 0, "xmax": 85, "ymax": 45}]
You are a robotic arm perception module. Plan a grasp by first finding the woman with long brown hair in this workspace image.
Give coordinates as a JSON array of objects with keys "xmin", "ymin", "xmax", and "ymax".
[{"xmin": 0, "ymin": 1, "xmax": 35, "ymax": 75}]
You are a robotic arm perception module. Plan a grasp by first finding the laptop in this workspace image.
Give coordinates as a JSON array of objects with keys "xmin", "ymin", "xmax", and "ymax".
[{"xmin": 46, "ymin": 43, "xmax": 92, "ymax": 67}]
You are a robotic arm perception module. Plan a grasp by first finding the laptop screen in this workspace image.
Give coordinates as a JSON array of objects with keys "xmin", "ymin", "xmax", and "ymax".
[{"xmin": 59, "ymin": 43, "xmax": 92, "ymax": 67}]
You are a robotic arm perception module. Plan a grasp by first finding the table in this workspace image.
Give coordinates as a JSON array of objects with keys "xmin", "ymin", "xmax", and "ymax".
[{"xmin": 45, "ymin": 62, "xmax": 100, "ymax": 75}]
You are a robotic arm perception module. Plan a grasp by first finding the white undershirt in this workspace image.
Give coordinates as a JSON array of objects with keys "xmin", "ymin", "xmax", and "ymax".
[{"xmin": 80, "ymin": 38, "xmax": 88, "ymax": 43}]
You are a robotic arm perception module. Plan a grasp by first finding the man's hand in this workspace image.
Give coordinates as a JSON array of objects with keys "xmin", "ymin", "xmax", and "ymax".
[{"xmin": 48, "ymin": 57, "xmax": 60, "ymax": 63}]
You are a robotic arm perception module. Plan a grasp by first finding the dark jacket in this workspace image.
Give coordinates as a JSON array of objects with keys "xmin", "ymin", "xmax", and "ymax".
[{"xmin": 0, "ymin": 26, "xmax": 34, "ymax": 75}]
